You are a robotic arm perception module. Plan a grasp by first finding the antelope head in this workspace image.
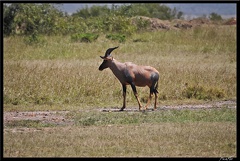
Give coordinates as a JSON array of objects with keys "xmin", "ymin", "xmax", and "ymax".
[{"xmin": 98, "ymin": 46, "xmax": 118, "ymax": 71}]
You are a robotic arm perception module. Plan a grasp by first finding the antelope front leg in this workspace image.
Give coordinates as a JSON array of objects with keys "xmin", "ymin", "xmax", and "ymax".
[
  {"xmin": 130, "ymin": 83, "xmax": 142, "ymax": 110},
  {"xmin": 120, "ymin": 84, "xmax": 126, "ymax": 111}
]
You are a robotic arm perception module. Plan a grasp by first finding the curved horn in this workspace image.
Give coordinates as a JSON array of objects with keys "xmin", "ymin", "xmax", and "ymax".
[{"xmin": 104, "ymin": 46, "xmax": 119, "ymax": 57}]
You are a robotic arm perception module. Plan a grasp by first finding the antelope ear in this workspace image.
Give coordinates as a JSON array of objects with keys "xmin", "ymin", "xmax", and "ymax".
[
  {"xmin": 100, "ymin": 55, "xmax": 112, "ymax": 60},
  {"xmin": 100, "ymin": 56, "xmax": 109, "ymax": 60}
]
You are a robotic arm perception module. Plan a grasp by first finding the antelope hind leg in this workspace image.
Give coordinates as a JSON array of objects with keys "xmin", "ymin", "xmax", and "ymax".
[{"xmin": 144, "ymin": 93, "xmax": 153, "ymax": 110}]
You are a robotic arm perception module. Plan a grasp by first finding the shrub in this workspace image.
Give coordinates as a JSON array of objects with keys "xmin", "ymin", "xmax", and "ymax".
[
  {"xmin": 102, "ymin": 15, "xmax": 137, "ymax": 35},
  {"xmin": 106, "ymin": 34, "xmax": 126, "ymax": 43},
  {"xmin": 71, "ymin": 33, "xmax": 99, "ymax": 43},
  {"xmin": 209, "ymin": 12, "xmax": 222, "ymax": 21}
]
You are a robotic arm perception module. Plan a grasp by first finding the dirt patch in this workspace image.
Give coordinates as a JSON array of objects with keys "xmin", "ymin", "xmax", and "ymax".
[
  {"xmin": 4, "ymin": 100, "xmax": 236, "ymax": 127},
  {"xmin": 102, "ymin": 100, "xmax": 236, "ymax": 112},
  {"xmin": 4, "ymin": 111, "xmax": 74, "ymax": 127},
  {"xmin": 132, "ymin": 16, "xmax": 236, "ymax": 31},
  {"xmin": 131, "ymin": 16, "xmax": 171, "ymax": 30},
  {"xmin": 160, "ymin": 100, "xmax": 236, "ymax": 110},
  {"xmin": 224, "ymin": 17, "xmax": 236, "ymax": 25},
  {"xmin": 171, "ymin": 19, "xmax": 193, "ymax": 29}
]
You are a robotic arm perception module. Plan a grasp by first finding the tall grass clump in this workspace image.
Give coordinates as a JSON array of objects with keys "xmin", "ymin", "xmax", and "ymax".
[
  {"xmin": 4, "ymin": 25, "xmax": 236, "ymax": 109},
  {"xmin": 24, "ymin": 33, "xmax": 46, "ymax": 45}
]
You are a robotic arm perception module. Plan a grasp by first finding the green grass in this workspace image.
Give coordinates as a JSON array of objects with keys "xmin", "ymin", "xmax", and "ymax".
[
  {"xmin": 4, "ymin": 108, "xmax": 236, "ymax": 157},
  {"xmin": 4, "ymin": 108, "xmax": 236, "ymax": 128},
  {"xmin": 71, "ymin": 108, "xmax": 236, "ymax": 127}
]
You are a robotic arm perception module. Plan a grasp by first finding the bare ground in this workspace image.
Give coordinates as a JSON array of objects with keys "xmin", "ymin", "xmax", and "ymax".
[
  {"xmin": 4, "ymin": 100, "xmax": 236, "ymax": 129},
  {"xmin": 131, "ymin": 16, "xmax": 236, "ymax": 31}
]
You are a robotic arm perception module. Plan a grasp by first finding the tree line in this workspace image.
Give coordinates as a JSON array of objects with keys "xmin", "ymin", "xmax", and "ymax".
[
  {"xmin": 3, "ymin": 3, "xmax": 184, "ymax": 37},
  {"xmin": 3, "ymin": 3, "xmax": 223, "ymax": 43}
]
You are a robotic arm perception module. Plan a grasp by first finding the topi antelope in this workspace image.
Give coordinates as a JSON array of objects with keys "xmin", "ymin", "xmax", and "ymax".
[{"xmin": 98, "ymin": 46, "xmax": 159, "ymax": 111}]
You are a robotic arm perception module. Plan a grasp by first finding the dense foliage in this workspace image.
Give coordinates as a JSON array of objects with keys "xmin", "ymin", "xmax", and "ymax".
[
  {"xmin": 3, "ymin": 3, "xmax": 65, "ymax": 36},
  {"xmin": 72, "ymin": 4, "xmax": 183, "ymax": 20},
  {"xmin": 3, "ymin": 3, "xmax": 184, "ymax": 37}
]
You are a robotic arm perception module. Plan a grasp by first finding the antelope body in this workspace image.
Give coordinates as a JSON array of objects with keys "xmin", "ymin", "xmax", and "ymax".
[{"xmin": 99, "ymin": 47, "xmax": 159, "ymax": 111}]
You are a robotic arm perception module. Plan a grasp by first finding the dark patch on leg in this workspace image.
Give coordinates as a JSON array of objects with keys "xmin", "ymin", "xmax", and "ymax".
[
  {"xmin": 121, "ymin": 84, "xmax": 127, "ymax": 111},
  {"xmin": 151, "ymin": 72, "xmax": 159, "ymax": 94},
  {"xmin": 151, "ymin": 72, "xmax": 159, "ymax": 110}
]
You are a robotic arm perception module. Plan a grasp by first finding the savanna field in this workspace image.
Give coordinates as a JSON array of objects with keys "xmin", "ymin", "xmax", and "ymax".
[{"xmin": 3, "ymin": 25, "xmax": 236, "ymax": 157}]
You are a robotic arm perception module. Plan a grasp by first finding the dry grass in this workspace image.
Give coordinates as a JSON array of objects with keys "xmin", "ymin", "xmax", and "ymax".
[
  {"xmin": 4, "ymin": 122, "xmax": 236, "ymax": 157},
  {"xmin": 4, "ymin": 26, "xmax": 236, "ymax": 110}
]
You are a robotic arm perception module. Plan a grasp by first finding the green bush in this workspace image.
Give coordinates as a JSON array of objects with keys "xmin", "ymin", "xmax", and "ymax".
[
  {"xmin": 3, "ymin": 4, "xmax": 65, "ymax": 36},
  {"xmin": 102, "ymin": 15, "xmax": 136, "ymax": 35},
  {"xmin": 71, "ymin": 33, "xmax": 99, "ymax": 43},
  {"xmin": 106, "ymin": 34, "xmax": 126, "ymax": 43},
  {"xmin": 209, "ymin": 12, "xmax": 222, "ymax": 21}
]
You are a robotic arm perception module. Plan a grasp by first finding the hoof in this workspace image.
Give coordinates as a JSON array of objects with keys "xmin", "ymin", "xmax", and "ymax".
[
  {"xmin": 139, "ymin": 108, "xmax": 146, "ymax": 112},
  {"xmin": 119, "ymin": 108, "xmax": 125, "ymax": 111}
]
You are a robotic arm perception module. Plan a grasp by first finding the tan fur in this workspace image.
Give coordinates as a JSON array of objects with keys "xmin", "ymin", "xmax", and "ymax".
[{"xmin": 99, "ymin": 47, "xmax": 159, "ymax": 111}]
